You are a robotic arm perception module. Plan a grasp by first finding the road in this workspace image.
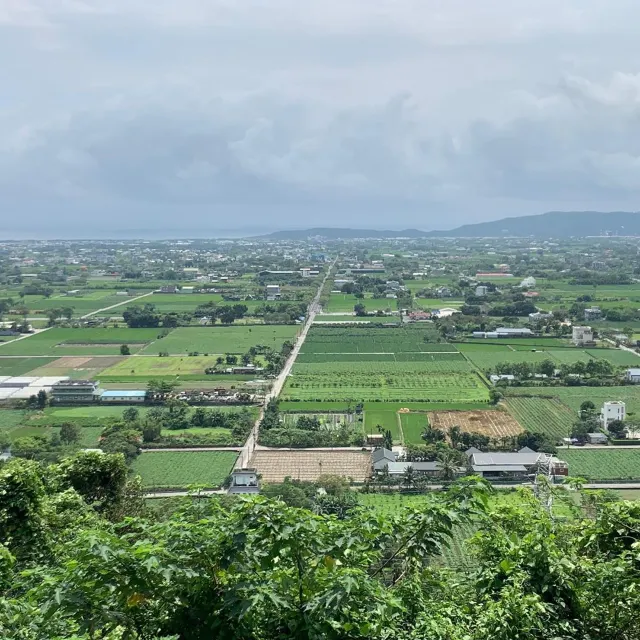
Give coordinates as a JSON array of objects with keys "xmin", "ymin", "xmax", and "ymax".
[
  {"xmin": 235, "ymin": 257, "xmax": 337, "ymax": 469},
  {"xmin": 144, "ymin": 481, "xmax": 640, "ymax": 498},
  {"xmin": 81, "ymin": 291, "xmax": 154, "ymax": 319},
  {"xmin": 0, "ymin": 327, "xmax": 51, "ymax": 349}
]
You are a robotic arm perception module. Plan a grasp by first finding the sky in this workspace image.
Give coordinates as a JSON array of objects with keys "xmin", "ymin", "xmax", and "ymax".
[{"xmin": 2, "ymin": 1, "xmax": 640, "ymax": 237}]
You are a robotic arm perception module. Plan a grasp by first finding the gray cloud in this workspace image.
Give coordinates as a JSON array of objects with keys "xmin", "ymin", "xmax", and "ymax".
[{"xmin": 2, "ymin": 1, "xmax": 640, "ymax": 236}]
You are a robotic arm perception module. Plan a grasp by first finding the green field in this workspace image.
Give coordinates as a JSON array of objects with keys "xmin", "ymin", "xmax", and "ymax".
[
  {"xmin": 0, "ymin": 410, "xmax": 27, "ymax": 430},
  {"xmin": 505, "ymin": 386, "xmax": 640, "ymax": 416},
  {"xmin": 132, "ymin": 451, "xmax": 238, "ymax": 489},
  {"xmin": 140, "ymin": 326, "xmax": 298, "ymax": 355},
  {"xmin": 0, "ymin": 356, "xmax": 55, "ymax": 376},
  {"xmin": 399, "ymin": 412, "xmax": 429, "ymax": 444},
  {"xmin": 313, "ymin": 315, "xmax": 377, "ymax": 323},
  {"xmin": 6, "ymin": 424, "xmax": 103, "ymax": 447},
  {"xmin": 504, "ymin": 396, "xmax": 575, "ymax": 440},
  {"xmin": 560, "ymin": 449, "xmax": 640, "ymax": 480},
  {"xmin": 585, "ymin": 349, "xmax": 640, "ymax": 366},
  {"xmin": 325, "ymin": 294, "xmax": 398, "ymax": 313},
  {"xmin": 284, "ymin": 361, "xmax": 489, "ymax": 403},
  {"xmin": 0, "ymin": 328, "xmax": 160, "ymax": 356},
  {"xmin": 21, "ymin": 291, "xmax": 135, "ymax": 316},
  {"xmin": 98, "ymin": 355, "xmax": 257, "ymax": 381},
  {"xmin": 463, "ymin": 348, "xmax": 592, "ymax": 371}
]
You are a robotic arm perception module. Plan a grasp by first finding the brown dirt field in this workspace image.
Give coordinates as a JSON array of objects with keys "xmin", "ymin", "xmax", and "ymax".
[
  {"xmin": 428, "ymin": 410, "xmax": 524, "ymax": 439},
  {"xmin": 251, "ymin": 450, "xmax": 372, "ymax": 483},
  {"xmin": 26, "ymin": 356, "xmax": 93, "ymax": 376}
]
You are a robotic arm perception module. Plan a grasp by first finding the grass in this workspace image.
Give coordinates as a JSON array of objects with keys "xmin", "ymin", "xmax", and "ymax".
[
  {"xmin": 325, "ymin": 294, "xmax": 398, "ymax": 313},
  {"xmin": 7, "ymin": 425, "xmax": 103, "ymax": 447},
  {"xmin": 586, "ymin": 349, "xmax": 640, "ymax": 366},
  {"xmin": 0, "ymin": 328, "xmax": 160, "ymax": 356},
  {"xmin": 504, "ymin": 397, "xmax": 575, "ymax": 440},
  {"xmin": 364, "ymin": 409, "xmax": 402, "ymax": 442},
  {"xmin": 506, "ymin": 386, "xmax": 640, "ymax": 416},
  {"xmin": 313, "ymin": 315, "xmax": 378, "ymax": 323},
  {"xmin": 132, "ymin": 451, "xmax": 238, "ymax": 489},
  {"xmin": 0, "ymin": 410, "xmax": 27, "ymax": 430},
  {"xmin": 560, "ymin": 449, "xmax": 640, "ymax": 480},
  {"xmin": 98, "ymin": 356, "xmax": 237, "ymax": 381},
  {"xmin": 399, "ymin": 412, "xmax": 429, "ymax": 444},
  {"xmin": 140, "ymin": 326, "xmax": 298, "ymax": 355},
  {"xmin": 0, "ymin": 357, "xmax": 56, "ymax": 377}
]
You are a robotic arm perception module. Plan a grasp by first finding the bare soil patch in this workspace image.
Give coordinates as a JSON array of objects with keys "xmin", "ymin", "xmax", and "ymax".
[{"xmin": 428, "ymin": 410, "xmax": 524, "ymax": 439}]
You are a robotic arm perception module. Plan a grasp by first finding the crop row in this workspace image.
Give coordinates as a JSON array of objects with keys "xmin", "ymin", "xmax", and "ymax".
[{"xmin": 503, "ymin": 397, "xmax": 574, "ymax": 441}]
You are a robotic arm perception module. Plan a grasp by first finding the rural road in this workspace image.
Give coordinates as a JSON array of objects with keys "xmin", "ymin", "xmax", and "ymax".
[
  {"xmin": 0, "ymin": 327, "xmax": 52, "ymax": 349},
  {"xmin": 235, "ymin": 257, "xmax": 337, "ymax": 469},
  {"xmin": 144, "ymin": 481, "xmax": 640, "ymax": 499},
  {"xmin": 81, "ymin": 291, "xmax": 154, "ymax": 319}
]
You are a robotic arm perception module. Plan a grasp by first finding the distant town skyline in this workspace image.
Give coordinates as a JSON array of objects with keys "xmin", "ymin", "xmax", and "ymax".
[{"xmin": 2, "ymin": 1, "xmax": 640, "ymax": 236}]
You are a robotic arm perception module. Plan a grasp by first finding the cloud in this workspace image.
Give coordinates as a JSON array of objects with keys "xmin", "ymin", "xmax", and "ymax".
[{"xmin": 2, "ymin": 1, "xmax": 640, "ymax": 235}]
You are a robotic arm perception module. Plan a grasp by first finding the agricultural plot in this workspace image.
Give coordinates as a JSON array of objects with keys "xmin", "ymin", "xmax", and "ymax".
[
  {"xmin": 0, "ymin": 328, "xmax": 160, "ymax": 356},
  {"xmin": 313, "ymin": 315, "xmax": 376, "ymax": 323},
  {"xmin": 587, "ymin": 349, "xmax": 640, "ymax": 366},
  {"xmin": 301, "ymin": 326, "xmax": 445, "ymax": 354},
  {"xmin": 0, "ymin": 356, "xmax": 55, "ymax": 377},
  {"xmin": 560, "ymin": 449, "xmax": 640, "ymax": 481},
  {"xmin": 141, "ymin": 325, "xmax": 298, "ymax": 355},
  {"xmin": 283, "ymin": 362, "xmax": 489, "ymax": 403},
  {"xmin": 132, "ymin": 451, "xmax": 238, "ymax": 489},
  {"xmin": 504, "ymin": 396, "xmax": 575, "ymax": 441},
  {"xmin": 463, "ymin": 349, "xmax": 591, "ymax": 371},
  {"xmin": 428, "ymin": 410, "xmax": 523, "ymax": 438},
  {"xmin": 25, "ymin": 355, "xmax": 124, "ymax": 379},
  {"xmin": 399, "ymin": 412, "xmax": 429, "ymax": 444},
  {"xmin": 325, "ymin": 294, "xmax": 397, "ymax": 313},
  {"xmin": 281, "ymin": 413, "xmax": 354, "ymax": 428},
  {"xmin": 21, "ymin": 291, "xmax": 131, "ymax": 316},
  {"xmin": 365, "ymin": 408, "xmax": 402, "ymax": 442},
  {"xmin": 98, "ymin": 356, "xmax": 234, "ymax": 381},
  {"xmin": 506, "ymin": 386, "xmax": 640, "ymax": 416}
]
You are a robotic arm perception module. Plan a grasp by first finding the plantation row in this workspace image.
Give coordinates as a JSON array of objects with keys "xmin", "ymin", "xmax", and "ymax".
[
  {"xmin": 291, "ymin": 360, "xmax": 475, "ymax": 375},
  {"xmin": 504, "ymin": 396, "xmax": 575, "ymax": 441},
  {"xmin": 296, "ymin": 351, "xmax": 465, "ymax": 363},
  {"xmin": 283, "ymin": 372, "xmax": 490, "ymax": 403}
]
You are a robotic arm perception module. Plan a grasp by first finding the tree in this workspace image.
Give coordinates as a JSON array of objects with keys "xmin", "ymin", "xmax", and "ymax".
[
  {"xmin": 36, "ymin": 389, "xmax": 48, "ymax": 409},
  {"xmin": 119, "ymin": 344, "xmax": 131, "ymax": 355},
  {"xmin": 354, "ymin": 303, "xmax": 367, "ymax": 317},
  {"xmin": 57, "ymin": 451, "xmax": 128, "ymax": 516},
  {"xmin": 122, "ymin": 407, "xmax": 139, "ymax": 423},
  {"xmin": 437, "ymin": 450, "xmax": 460, "ymax": 481},
  {"xmin": 142, "ymin": 422, "xmax": 162, "ymax": 443},
  {"xmin": 607, "ymin": 419, "xmax": 626, "ymax": 438},
  {"xmin": 402, "ymin": 465, "xmax": 416, "ymax": 488},
  {"xmin": 59, "ymin": 422, "xmax": 82, "ymax": 445},
  {"xmin": 580, "ymin": 400, "xmax": 596, "ymax": 420}
]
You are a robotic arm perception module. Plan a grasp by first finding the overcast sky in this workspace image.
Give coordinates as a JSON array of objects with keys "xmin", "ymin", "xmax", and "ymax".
[{"xmin": 2, "ymin": 1, "xmax": 640, "ymax": 237}]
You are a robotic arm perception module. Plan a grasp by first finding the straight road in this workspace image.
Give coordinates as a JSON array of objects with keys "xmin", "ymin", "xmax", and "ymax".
[
  {"xmin": 235, "ymin": 257, "xmax": 337, "ymax": 468},
  {"xmin": 81, "ymin": 291, "xmax": 154, "ymax": 319}
]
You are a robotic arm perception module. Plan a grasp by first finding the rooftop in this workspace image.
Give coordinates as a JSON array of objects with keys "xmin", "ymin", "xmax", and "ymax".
[{"xmin": 101, "ymin": 390, "xmax": 147, "ymax": 397}]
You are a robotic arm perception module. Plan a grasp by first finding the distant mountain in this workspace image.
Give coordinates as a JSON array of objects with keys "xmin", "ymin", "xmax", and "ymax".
[
  {"xmin": 428, "ymin": 211, "xmax": 640, "ymax": 238},
  {"xmin": 259, "ymin": 212, "xmax": 640, "ymax": 240},
  {"xmin": 260, "ymin": 227, "xmax": 430, "ymax": 240}
]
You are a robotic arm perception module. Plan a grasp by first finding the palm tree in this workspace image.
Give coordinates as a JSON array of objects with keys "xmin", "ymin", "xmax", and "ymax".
[
  {"xmin": 402, "ymin": 465, "xmax": 416, "ymax": 489},
  {"xmin": 437, "ymin": 451, "xmax": 459, "ymax": 482},
  {"xmin": 449, "ymin": 425, "xmax": 462, "ymax": 449}
]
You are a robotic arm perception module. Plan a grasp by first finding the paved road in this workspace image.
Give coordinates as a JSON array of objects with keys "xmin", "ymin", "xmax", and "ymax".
[
  {"xmin": 81, "ymin": 291, "xmax": 154, "ymax": 319},
  {"xmin": 235, "ymin": 258, "xmax": 337, "ymax": 469},
  {"xmin": 144, "ymin": 481, "xmax": 640, "ymax": 498}
]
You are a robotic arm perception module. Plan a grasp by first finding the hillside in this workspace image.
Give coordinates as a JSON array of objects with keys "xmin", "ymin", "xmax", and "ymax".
[{"xmin": 259, "ymin": 211, "xmax": 640, "ymax": 239}]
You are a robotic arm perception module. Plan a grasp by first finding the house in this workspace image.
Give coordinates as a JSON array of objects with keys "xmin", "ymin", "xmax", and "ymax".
[
  {"xmin": 65, "ymin": 289, "xmax": 81, "ymax": 297},
  {"xmin": 159, "ymin": 285, "xmax": 177, "ymax": 294},
  {"xmin": 266, "ymin": 284, "xmax": 281, "ymax": 301},
  {"xmin": 528, "ymin": 312, "xmax": 553, "ymax": 325},
  {"xmin": 227, "ymin": 468, "xmax": 260, "ymax": 494},
  {"xmin": 584, "ymin": 307, "xmax": 603, "ymax": 321},
  {"xmin": 572, "ymin": 326, "xmax": 594, "ymax": 346},
  {"xmin": 51, "ymin": 380, "xmax": 102, "ymax": 404},
  {"xmin": 474, "ymin": 327, "xmax": 533, "ymax": 338},
  {"xmin": 406, "ymin": 311, "xmax": 432, "ymax": 322},
  {"xmin": 181, "ymin": 286, "xmax": 195, "ymax": 294},
  {"xmin": 587, "ymin": 432, "xmax": 608, "ymax": 445},
  {"xmin": 100, "ymin": 390, "xmax": 147, "ymax": 404},
  {"xmin": 366, "ymin": 434, "xmax": 385, "ymax": 446},
  {"xmin": 476, "ymin": 272, "xmax": 514, "ymax": 278},
  {"xmin": 436, "ymin": 286, "xmax": 452, "ymax": 297},
  {"xmin": 386, "ymin": 280, "xmax": 402, "ymax": 291},
  {"xmin": 475, "ymin": 285, "xmax": 489, "ymax": 297},
  {"xmin": 434, "ymin": 308, "xmax": 461, "ymax": 318},
  {"xmin": 300, "ymin": 268, "xmax": 312, "ymax": 278},
  {"xmin": 601, "ymin": 401, "xmax": 626, "ymax": 428},
  {"xmin": 372, "ymin": 448, "xmax": 396, "ymax": 471},
  {"xmin": 489, "ymin": 374, "xmax": 516, "ymax": 385},
  {"xmin": 467, "ymin": 448, "xmax": 568, "ymax": 479},
  {"xmin": 626, "ymin": 368, "xmax": 640, "ymax": 383}
]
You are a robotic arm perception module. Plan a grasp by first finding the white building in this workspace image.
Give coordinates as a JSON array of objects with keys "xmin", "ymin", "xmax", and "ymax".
[
  {"xmin": 300, "ymin": 268, "xmax": 312, "ymax": 278},
  {"xmin": 572, "ymin": 326, "xmax": 594, "ymax": 346},
  {"xmin": 626, "ymin": 368, "xmax": 640, "ymax": 383},
  {"xmin": 601, "ymin": 401, "xmax": 626, "ymax": 428},
  {"xmin": 528, "ymin": 312, "xmax": 553, "ymax": 325},
  {"xmin": 227, "ymin": 468, "xmax": 260, "ymax": 494},
  {"xmin": 584, "ymin": 307, "xmax": 603, "ymax": 321},
  {"xmin": 475, "ymin": 285, "xmax": 489, "ymax": 297},
  {"xmin": 266, "ymin": 284, "xmax": 281, "ymax": 301}
]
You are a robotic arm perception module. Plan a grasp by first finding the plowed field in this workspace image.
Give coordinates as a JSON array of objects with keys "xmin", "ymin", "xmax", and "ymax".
[{"xmin": 428, "ymin": 410, "xmax": 524, "ymax": 438}]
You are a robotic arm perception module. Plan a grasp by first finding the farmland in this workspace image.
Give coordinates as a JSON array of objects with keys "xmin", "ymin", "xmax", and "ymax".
[
  {"xmin": 0, "ymin": 328, "xmax": 160, "ymax": 356},
  {"xmin": 560, "ymin": 449, "xmax": 640, "ymax": 480},
  {"xmin": 98, "ymin": 356, "xmax": 242, "ymax": 381},
  {"xmin": 428, "ymin": 410, "xmax": 523, "ymax": 438},
  {"xmin": 325, "ymin": 293, "xmax": 399, "ymax": 313},
  {"xmin": 132, "ymin": 451, "xmax": 238, "ymax": 489},
  {"xmin": 0, "ymin": 356, "xmax": 56, "ymax": 377},
  {"xmin": 283, "ymin": 362, "xmax": 489, "ymax": 402},
  {"xmin": 140, "ymin": 325, "xmax": 298, "ymax": 355},
  {"xmin": 504, "ymin": 396, "xmax": 575, "ymax": 441}
]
